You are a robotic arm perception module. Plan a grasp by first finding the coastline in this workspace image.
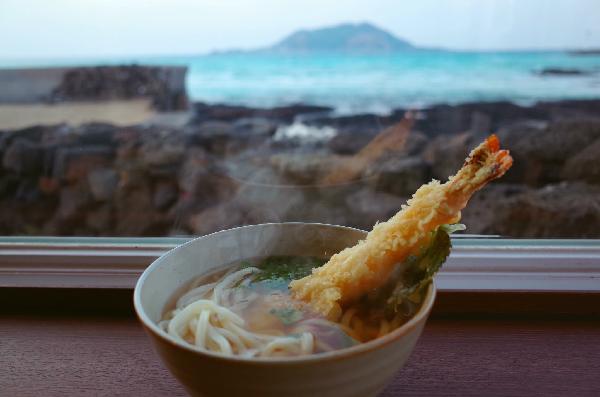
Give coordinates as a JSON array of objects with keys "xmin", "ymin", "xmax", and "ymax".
[
  {"xmin": 2, "ymin": 49, "xmax": 600, "ymax": 114},
  {"xmin": 0, "ymin": 64, "xmax": 599, "ymax": 238},
  {"xmin": 1, "ymin": 94, "xmax": 599, "ymax": 238}
]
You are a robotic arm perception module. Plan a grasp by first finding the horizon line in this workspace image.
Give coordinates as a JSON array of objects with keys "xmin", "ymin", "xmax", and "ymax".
[{"xmin": 1, "ymin": 46, "xmax": 599, "ymax": 64}]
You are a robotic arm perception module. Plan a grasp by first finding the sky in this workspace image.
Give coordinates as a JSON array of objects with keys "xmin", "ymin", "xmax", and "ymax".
[{"xmin": 1, "ymin": 0, "xmax": 599, "ymax": 59}]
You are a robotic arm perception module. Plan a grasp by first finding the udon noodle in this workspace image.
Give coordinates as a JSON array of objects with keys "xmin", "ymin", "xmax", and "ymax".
[
  {"xmin": 159, "ymin": 257, "xmax": 421, "ymax": 358},
  {"xmin": 161, "ymin": 266, "xmax": 313, "ymax": 357}
]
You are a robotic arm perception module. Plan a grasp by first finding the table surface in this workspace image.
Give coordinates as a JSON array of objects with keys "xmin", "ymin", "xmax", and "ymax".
[{"xmin": 2, "ymin": 315, "xmax": 599, "ymax": 397}]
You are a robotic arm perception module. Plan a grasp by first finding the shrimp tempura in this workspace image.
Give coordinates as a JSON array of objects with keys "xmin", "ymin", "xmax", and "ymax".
[{"xmin": 290, "ymin": 135, "xmax": 513, "ymax": 320}]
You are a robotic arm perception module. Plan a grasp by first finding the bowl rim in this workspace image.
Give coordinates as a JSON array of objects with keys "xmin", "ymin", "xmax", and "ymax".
[{"xmin": 133, "ymin": 222, "xmax": 437, "ymax": 365}]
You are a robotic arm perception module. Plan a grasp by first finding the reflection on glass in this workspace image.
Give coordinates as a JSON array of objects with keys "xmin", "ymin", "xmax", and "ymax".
[{"xmin": 0, "ymin": 2, "xmax": 599, "ymax": 238}]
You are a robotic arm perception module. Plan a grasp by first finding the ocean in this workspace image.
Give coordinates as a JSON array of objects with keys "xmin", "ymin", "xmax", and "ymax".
[{"xmin": 2, "ymin": 51, "xmax": 600, "ymax": 114}]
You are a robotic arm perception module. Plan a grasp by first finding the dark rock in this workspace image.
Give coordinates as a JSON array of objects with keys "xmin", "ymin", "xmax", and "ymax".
[
  {"xmin": 153, "ymin": 181, "xmax": 178, "ymax": 210},
  {"xmin": 536, "ymin": 68, "xmax": 594, "ymax": 76},
  {"xmin": 374, "ymin": 156, "xmax": 431, "ymax": 196},
  {"xmin": 169, "ymin": 154, "xmax": 237, "ymax": 228},
  {"xmin": 269, "ymin": 153, "xmax": 338, "ymax": 186},
  {"xmin": 114, "ymin": 126, "xmax": 142, "ymax": 147},
  {"xmin": 469, "ymin": 111, "xmax": 492, "ymax": 136},
  {"xmin": 232, "ymin": 182, "xmax": 307, "ymax": 221},
  {"xmin": 193, "ymin": 121, "xmax": 236, "ymax": 138},
  {"xmin": 535, "ymin": 99, "xmax": 600, "ymax": 121},
  {"xmin": 188, "ymin": 192, "xmax": 300, "ymax": 235},
  {"xmin": 86, "ymin": 204, "xmax": 113, "ymax": 233},
  {"xmin": 224, "ymin": 118, "xmax": 278, "ymax": 154},
  {"xmin": 192, "ymin": 103, "xmax": 258, "ymax": 123},
  {"xmin": 38, "ymin": 176, "xmax": 60, "ymax": 195},
  {"xmin": 184, "ymin": 122, "xmax": 235, "ymax": 155},
  {"xmin": 223, "ymin": 159, "xmax": 287, "ymax": 186},
  {"xmin": 426, "ymin": 119, "xmax": 600, "ymax": 187},
  {"xmin": 40, "ymin": 124, "xmax": 75, "ymax": 147},
  {"xmin": 404, "ymin": 131, "xmax": 429, "ymax": 156},
  {"xmin": 490, "ymin": 182, "xmax": 600, "ymax": 238},
  {"xmin": 115, "ymin": 184, "xmax": 166, "ymax": 236},
  {"xmin": 499, "ymin": 119, "xmax": 600, "ymax": 185},
  {"xmin": 0, "ymin": 196, "xmax": 58, "ymax": 235},
  {"xmin": 49, "ymin": 65, "xmax": 188, "ymax": 111},
  {"xmin": 414, "ymin": 101, "xmax": 546, "ymax": 137},
  {"xmin": 2, "ymin": 138, "xmax": 43, "ymax": 175},
  {"xmin": 177, "ymin": 148, "xmax": 210, "ymax": 194},
  {"xmin": 561, "ymin": 139, "xmax": 600, "ymax": 184},
  {"xmin": 328, "ymin": 124, "xmax": 428, "ymax": 158},
  {"xmin": 261, "ymin": 104, "xmax": 332, "ymax": 122},
  {"xmin": 524, "ymin": 120, "xmax": 600, "ymax": 159},
  {"xmin": 569, "ymin": 49, "xmax": 600, "ymax": 56},
  {"xmin": 495, "ymin": 121, "xmax": 547, "ymax": 149},
  {"xmin": 139, "ymin": 132, "xmax": 185, "ymax": 169},
  {"xmin": 5, "ymin": 125, "xmax": 48, "ymax": 143},
  {"xmin": 73, "ymin": 123, "xmax": 116, "ymax": 145},
  {"xmin": 56, "ymin": 182, "xmax": 92, "ymax": 223},
  {"xmin": 0, "ymin": 174, "xmax": 19, "ymax": 197},
  {"xmin": 233, "ymin": 117, "xmax": 277, "ymax": 137},
  {"xmin": 297, "ymin": 201, "xmax": 351, "ymax": 227},
  {"xmin": 495, "ymin": 121, "xmax": 548, "ymax": 184},
  {"xmin": 328, "ymin": 128, "xmax": 378, "ymax": 155},
  {"xmin": 0, "ymin": 132, "xmax": 10, "ymax": 153},
  {"xmin": 460, "ymin": 183, "xmax": 530, "ymax": 235},
  {"xmin": 414, "ymin": 100, "xmax": 600, "ymax": 138},
  {"xmin": 0, "ymin": 201, "xmax": 25, "ymax": 234},
  {"xmin": 191, "ymin": 102, "xmax": 331, "ymax": 124},
  {"xmin": 117, "ymin": 167, "xmax": 150, "ymax": 191},
  {"xmin": 187, "ymin": 192, "xmax": 316, "ymax": 235},
  {"xmin": 423, "ymin": 132, "xmax": 474, "ymax": 181},
  {"xmin": 177, "ymin": 149, "xmax": 232, "ymax": 197},
  {"xmin": 3, "ymin": 98, "xmax": 600, "ymax": 238},
  {"xmin": 188, "ymin": 201, "xmax": 252, "ymax": 236},
  {"xmin": 53, "ymin": 146, "xmax": 114, "ymax": 182},
  {"xmin": 15, "ymin": 179, "xmax": 42, "ymax": 202},
  {"xmin": 344, "ymin": 188, "xmax": 406, "ymax": 229},
  {"xmin": 87, "ymin": 168, "xmax": 119, "ymax": 201}
]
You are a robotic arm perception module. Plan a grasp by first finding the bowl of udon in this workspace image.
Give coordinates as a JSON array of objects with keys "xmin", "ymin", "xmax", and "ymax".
[
  {"xmin": 134, "ymin": 135, "xmax": 513, "ymax": 397},
  {"xmin": 134, "ymin": 223, "xmax": 435, "ymax": 397}
]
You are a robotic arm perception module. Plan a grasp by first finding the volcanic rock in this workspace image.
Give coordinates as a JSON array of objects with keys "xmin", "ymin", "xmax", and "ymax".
[
  {"xmin": 490, "ymin": 182, "xmax": 600, "ymax": 238},
  {"xmin": 87, "ymin": 168, "xmax": 119, "ymax": 201},
  {"xmin": 374, "ymin": 156, "xmax": 431, "ymax": 197}
]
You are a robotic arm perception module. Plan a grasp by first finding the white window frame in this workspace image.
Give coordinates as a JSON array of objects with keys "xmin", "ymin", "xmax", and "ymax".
[{"xmin": 1, "ymin": 236, "xmax": 599, "ymax": 292}]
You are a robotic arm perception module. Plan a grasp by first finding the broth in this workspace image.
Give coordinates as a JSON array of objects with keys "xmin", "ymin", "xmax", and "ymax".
[{"xmin": 159, "ymin": 256, "xmax": 424, "ymax": 358}]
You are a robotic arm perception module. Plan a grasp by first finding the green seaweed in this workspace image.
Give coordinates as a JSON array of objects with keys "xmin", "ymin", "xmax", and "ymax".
[
  {"xmin": 269, "ymin": 307, "xmax": 304, "ymax": 325},
  {"xmin": 251, "ymin": 256, "xmax": 326, "ymax": 283},
  {"xmin": 384, "ymin": 224, "xmax": 465, "ymax": 314}
]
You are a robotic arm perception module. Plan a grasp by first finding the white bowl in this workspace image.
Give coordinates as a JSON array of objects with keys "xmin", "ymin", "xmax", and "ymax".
[{"xmin": 134, "ymin": 223, "xmax": 435, "ymax": 397}]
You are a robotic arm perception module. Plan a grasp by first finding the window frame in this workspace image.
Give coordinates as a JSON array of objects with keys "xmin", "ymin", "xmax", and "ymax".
[{"xmin": 1, "ymin": 236, "xmax": 599, "ymax": 292}]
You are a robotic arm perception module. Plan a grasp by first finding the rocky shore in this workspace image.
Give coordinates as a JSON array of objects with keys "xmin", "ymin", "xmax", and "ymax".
[{"xmin": 1, "ymin": 99, "xmax": 599, "ymax": 237}]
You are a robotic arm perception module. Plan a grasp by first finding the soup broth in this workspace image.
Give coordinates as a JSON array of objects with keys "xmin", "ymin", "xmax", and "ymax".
[{"xmin": 159, "ymin": 256, "xmax": 425, "ymax": 358}]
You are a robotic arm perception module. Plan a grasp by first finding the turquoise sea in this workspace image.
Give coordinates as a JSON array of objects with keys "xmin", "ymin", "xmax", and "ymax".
[{"xmin": 2, "ymin": 51, "xmax": 600, "ymax": 114}]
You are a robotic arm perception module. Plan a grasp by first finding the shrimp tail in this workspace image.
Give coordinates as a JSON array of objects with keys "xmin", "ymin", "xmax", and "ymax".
[{"xmin": 449, "ymin": 134, "xmax": 512, "ymax": 193}]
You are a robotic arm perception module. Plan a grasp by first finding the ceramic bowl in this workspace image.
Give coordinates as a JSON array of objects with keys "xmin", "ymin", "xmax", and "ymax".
[{"xmin": 134, "ymin": 223, "xmax": 435, "ymax": 397}]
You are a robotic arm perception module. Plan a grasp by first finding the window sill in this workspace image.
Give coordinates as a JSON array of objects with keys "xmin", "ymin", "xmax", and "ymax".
[{"xmin": 1, "ymin": 237, "xmax": 599, "ymax": 292}]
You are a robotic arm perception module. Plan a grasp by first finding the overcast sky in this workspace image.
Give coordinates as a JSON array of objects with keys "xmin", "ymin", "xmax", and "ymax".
[{"xmin": 1, "ymin": 0, "xmax": 599, "ymax": 59}]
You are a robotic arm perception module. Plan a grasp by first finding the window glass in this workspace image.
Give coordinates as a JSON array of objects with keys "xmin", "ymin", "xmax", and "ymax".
[{"xmin": 1, "ymin": 0, "xmax": 599, "ymax": 238}]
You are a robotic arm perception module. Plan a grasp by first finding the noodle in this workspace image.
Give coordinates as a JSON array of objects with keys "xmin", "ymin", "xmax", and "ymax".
[
  {"xmin": 163, "ymin": 267, "xmax": 339, "ymax": 357},
  {"xmin": 161, "ymin": 260, "xmax": 413, "ymax": 358}
]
